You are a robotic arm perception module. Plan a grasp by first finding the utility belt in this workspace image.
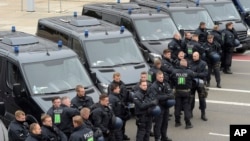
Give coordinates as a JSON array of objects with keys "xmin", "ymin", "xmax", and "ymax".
[{"xmin": 175, "ymin": 89, "xmax": 191, "ymax": 93}]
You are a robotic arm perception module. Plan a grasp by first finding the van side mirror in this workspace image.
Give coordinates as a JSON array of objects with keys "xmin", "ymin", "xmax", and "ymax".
[
  {"xmin": 0, "ymin": 102, "xmax": 5, "ymax": 116},
  {"xmin": 179, "ymin": 29, "xmax": 184, "ymax": 37},
  {"xmin": 13, "ymin": 83, "xmax": 22, "ymax": 98},
  {"xmin": 91, "ymin": 72, "xmax": 97, "ymax": 84}
]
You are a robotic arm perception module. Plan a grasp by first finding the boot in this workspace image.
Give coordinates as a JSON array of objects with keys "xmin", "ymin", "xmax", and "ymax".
[
  {"xmin": 216, "ymin": 82, "xmax": 221, "ymax": 88},
  {"xmin": 175, "ymin": 122, "xmax": 182, "ymax": 127},
  {"xmin": 185, "ymin": 120, "xmax": 193, "ymax": 129},
  {"xmin": 201, "ymin": 111, "xmax": 208, "ymax": 121},
  {"xmin": 206, "ymin": 81, "xmax": 210, "ymax": 87},
  {"xmin": 223, "ymin": 68, "xmax": 232, "ymax": 74}
]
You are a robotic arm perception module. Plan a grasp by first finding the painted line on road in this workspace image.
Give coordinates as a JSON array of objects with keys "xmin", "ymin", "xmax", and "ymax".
[
  {"xmin": 195, "ymin": 99, "xmax": 250, "ymax": 107},
  {"xmin": 233, "ymin": 59, "xmax": 250, "ymax": 62},
  {"xmin": 208, "ymin": 87, "xmax": 250, "ymax": 93},
  {"xmin": 209, "ymin": 132, "xmax": 229, "ymax": 137},
  {"xmin": 233, "ymin": 72, "xmax": 250, "ymax": 75}
]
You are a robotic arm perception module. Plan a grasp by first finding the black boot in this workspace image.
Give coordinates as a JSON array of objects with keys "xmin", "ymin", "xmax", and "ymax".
[
  {"xmin": 223, "ymin": 68, "xmax": 232, "ymax": 74},
  {"xmin": 206, "ymin": 81, "xmax": 210, "ymax": 87},
  {"xmin": 185, "ymin": 120, "xmax": 193, "ymax": 129},
  {"xmin": 216, "ymin": 82, "xmax": 221, "ymax": 88},
  {"xmin": 201, "ymin": 111, "xmax": 208, "ymax": 121}
]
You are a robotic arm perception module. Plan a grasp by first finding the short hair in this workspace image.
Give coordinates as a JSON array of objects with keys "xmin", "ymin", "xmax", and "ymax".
[
  {"xmin": 52, "ymin": 96, "xmax": 60, "ymax": 103},
  {"xmin": 139, "ymin": 80, "xmax": 147, "ymax": 85},
  {"xmin": 199, "ymin": 22, "xmax": 206, "ymax": 26},
  {"xmin": 61, "ymin": 96, "xmax": 70, "ymax": 103},
  {"xmin": 41, "ymin": 114, "xmax": 51, "ymax": 123},
  {"xmin": 76, "ymin": 85, "xmax": 84, "ymax": 92},
  {"xmin": 29, "ymin": 123, "xmax": 39, "ymax": 133},
  {"xmin": 113, "ymin": 72, "xmax": 120, "ymax": 78},
  {"xmin": 184, "ymin": 32, "xmax": 191, "ymax": 36},
  {"xmin": 226, "ymin": 22, "xmax": 233, "ymax": 28},
  {"xmin": 73, "ymin": 115, "xmax": 83, "ymax": 126},
  {"xmin": 213, "ymin": 25, "xmax": 219, "ymax": 30},
  {"xmin": 192, "ymin": 34, "xmax": 199, "ymax": 38},
  {"xmin": 140, "ymin": 71, "xmax": 147, "ymax": 75},
  {"xmin": 154, "ymin": 59, "xmax": 161, "ymax": 66},
  {"xmin": 207, "ymin": 34, "xmax": 214, "ymax": 39},
  {"xmin": 15, "ymin": 110, "xmax": 25, "ymax": 118},
  {"xmin": 180, "ymin": 59, "xmax": 188, "ymax": 67},
  {"xmin": 80, "ymin": 107, "xmax": 90, "ymax": 119},
  {"xmin": 110, "ymin": 83, "xmax": 119, "ymax": 92},
  {"xmin": 163, "ymin": 49, "xmax": 171, "ymax": 54},
  {"xmin": 156, "ymin": 70, "xmax": 163, "ymax": 76},
  {"xmin": 99, "ymin": 94, "xmax": 108, "ymax": 101}
]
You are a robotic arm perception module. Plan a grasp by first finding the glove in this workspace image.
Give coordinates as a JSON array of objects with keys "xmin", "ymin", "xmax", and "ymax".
[
  {"xmin": 94, "ymin": 128, "xmax": 103, "ymax": 138},
  {"xmin": 150, "ymin": 99, "xmax": 158, "ymax": 106}
]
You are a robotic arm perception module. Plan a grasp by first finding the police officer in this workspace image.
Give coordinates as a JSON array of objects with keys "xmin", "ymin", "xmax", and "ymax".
[
  {"xmin": 161, "ymin": 49, "xmax": 175, "ymax": 77},
  {"xmin": 148, "ymin": 59, "xmax": 162, "ymax": 83},
  {"xmin": 222, "ymin": 22, "xmax": 238, "ymax": 74},
  {"xmin": 133, "ymin": 80, "xmax": 158, "ymax": 141},
  {"xmin": 194, "ymin": 22, "xmax": 209, "ymax": 44},
  {"xmin": 69, "ymin": 115, "xmax": 94, "ymax": 141},
  {"xmin": 90, "ymin": 94, "xmax": 114, "ymax": 141},
  {"xmin": 132, "ymin": 71, "xmax": 152, "ymax": 92},
  {"xmin": 80, "ymin": 108, "xmax": 103, "ymax": 141},
  {"xmin": 47, "ymin": 96, "xmax": 79, "ymax": 138},
  {"xmin": 204, "ymin": 35, "xmax": 222, "ymax": 88},
  {"xmin": 108, "ymin": 83, "xmax": 127, "ymax": 141},
  {"xmin": 171, "ymin": 59, "xmax": 196, "ymax": 129},
  {"xmin": 8, "ymin": 110, "xmax": 29, "ymax": 141},
  {"xmin": 25, "ymin": 123, "xmax": 43, "ymax": 141},
  {"xmin": 150, "ymin": 71, "xmax": 174, "ymax": 141},
  {"xmin": 210, "ymin": 25, "xmax": 223, "ymax": 46},
  {"xmin": 71, "ymin": 85, "xmax": 94, "ymax": 110},
  {"xmin": 168, "ymin": 33, "xmax": 183, "ymax": 60},
  {"xmin": 181, "ymin": 32, "xmax": 192, "ymax": 54},
  {"xmin": 186, "ymin": 34, "xmax": 204, "ymax": 61},
  {"xmin": 41, "ymin": 114, "xmax": 67, "ymax": 141},
  {"xmin": 189, "ymin": 52, "xmax": 208, "ymax": 121}
]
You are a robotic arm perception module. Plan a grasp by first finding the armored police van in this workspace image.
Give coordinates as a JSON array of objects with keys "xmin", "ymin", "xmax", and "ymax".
[
  {"xmin": 36, "ymin": 15, "xmax": 149, "ymax": 95},
  {"xmin": 188, "ymin": 0, "xmax": 250, "ymax": 52},
  {"xmin": 0, "ymin": 29, "xmax": 100, "ymax": 126},
  {"xmin": 232, "ymin": 0, "xmax": 250, "ymax": 26},
  {"xmin": 82, "ymin": 2, "xmax": 179, "ymax": 62},
  {"xmin": 133, "ymin": 0, "xmax": 214, "ymax": 34}
]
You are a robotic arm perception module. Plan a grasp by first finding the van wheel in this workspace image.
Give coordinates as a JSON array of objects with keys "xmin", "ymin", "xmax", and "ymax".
[{"xmin": 236, "ymin": 48, "xmax": 246, "ymax": 53}]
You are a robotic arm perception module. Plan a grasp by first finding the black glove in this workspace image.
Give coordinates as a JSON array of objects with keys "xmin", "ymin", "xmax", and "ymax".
[
  {"xmin": 151, "ymin": 99, "xmax": 158, "ymax": 106},
  {"xmin": 94, "ymin": 128, "xmax": 103, "ymax": 138}
]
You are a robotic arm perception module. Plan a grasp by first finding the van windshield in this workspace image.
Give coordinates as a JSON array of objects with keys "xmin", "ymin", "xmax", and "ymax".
[
  {"xmin": 85, "ymin": 37, "xmax": 144, "ymax": 67},
  {"xmin": 23, "ymin": 57, "xmax": 93, "ymax": 94},
  {"xmin": 239, "ymin": 0, "xmax": 250, "ymax": 12},
  {"xmin": 203, "ymin": 3, "xmax": 241, "ymax": 21},
  {"xmin": 134, "ymin": 17, "xmax": 179, "ymax": 41},
  {"xmin": 171, "ymin": 10, "xmax": 214, "ymax": 30}
]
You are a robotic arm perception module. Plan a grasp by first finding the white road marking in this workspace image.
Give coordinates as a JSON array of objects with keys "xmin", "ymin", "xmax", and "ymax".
[
  {"xmin": 233, "ymin": 59, "xmax": 250, "ymax": 62},
  {"xmin": 209, "ymin": 132, "xmax": 229, "ymax": 137},
  {"xmin": 208, "ymin": 87, "xmax": 250, "ymax": 93},
  {"xmin": 195, "ymin": 99, "xmax": 250, "ymax": 107},
  {"xmin": 233, "ymin": 72, "xmax": 250, "ymax": 75}
]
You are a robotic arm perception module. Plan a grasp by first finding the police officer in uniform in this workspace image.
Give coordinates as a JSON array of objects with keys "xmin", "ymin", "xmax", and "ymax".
[
  {"xmin": 181, "ymin": 32, "xmax": 192, "ymax": 54},
  {"xmin": 25, "ymin": 123, "xmax": 43, "ymax": 141},
  {"xmin": 71, "ymin": 85, "xmax": 94, "ymax": 110},
  {"xmin": 133, "ymin": 80, "xmax": 158, "ymax": 141},
  {"xmin": 47, "ymin": 96, "xmax": 79, "ymax": 138},
  {"xmin": 222, "ymin": 22, "xmax": 238, "ymax": 74},
  {"xmin": 171, "ymin": 59, "xmax": 196, "ymax": 129},
  {"xmin": 185, "ymin": 34, "xmax": 203, "ymax": 61},
  {"xmin": 150, "ymin": 71, "xmax": 174, "ymax": 141},
  {"xmin": 132, "ymin": 71, "xmax": 152, "ymax": 93},
  {"xmin": 69, "ymin": 115, "xmax": 94, "ymax": 141},
  {"xmin": 194, "ymin": 22, "xmax": 209, "ymax": 44},
  {"xmin": 90, "ymin": 94, "xmax": 114, "ymax": 141},
  {"xmin": 168, "ymin": 33, "xmax": 183, "ymax": 60},
  {"xmin": 8, "ymin": 110, "xmax": 29, "ymax": 141},
  {"xmin": 41, "ymin": 114, "xmax": 67, "ymax": 141},
  {"xmin": 189, "ymin": 52, "xmax": 208, "ymax": 121},
  {"xmin": 148, "ymin": 59, "xmax": 162, "ymax": 83},
  {"xmin": 204, "ymin": 35, "xmax": 222, "ymax": 88},
  {"xmin": 161, "ymin": 49, "xmax": 175, "ymax": 79}
]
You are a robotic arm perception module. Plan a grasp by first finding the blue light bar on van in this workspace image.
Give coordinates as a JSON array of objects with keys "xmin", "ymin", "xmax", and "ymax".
[
  {"xmin": 196, "ymin": 0, "xmax": 200, "ymax": 6},
  {"xmin": 58, "ymin": 40, "xmax": 63, "ymax": 48},
  {"xmin": 11, "ymin": 26, "xmax": 16, "ymax": 32},
  {"xmin": 166, "ymin": 1, "xmax": 170, "ymax": 8},
  {"xmin": 120, "ymin": 26, "xmax": 125, "ymax": 33},
  {"xmin": 84, "ymin": 29, "xmax": 89, "ymax": 37},
  {"xmin": 117, "ymin": 0, "xmax": 120, "ymax": 3},
  {"xmin": 157, "ymin": 6, "xmax": 161, "ymax": 13},
  {"xmin": 128, "ymin": 8, "xmax": 132, "ymax": 15},
  {"xmin": 74, "ymin": 11, "xmax": 77, "ymax": 17},
  {"xmin": 14, "ymin": 46, "xmax": 19, "ymax": 53}
]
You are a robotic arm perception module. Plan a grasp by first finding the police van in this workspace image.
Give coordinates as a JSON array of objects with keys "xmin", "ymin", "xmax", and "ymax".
[
  {"xmin": 188, "ymin": 0, "xmax": 250, "ymax": 52},
  {"xmin": 36, "ymin": 15, "xmax": 149, "ymax": 95},
  {"xmin": 133, "ymin": 0, "xmax": 214, "ymax": 35},
  {"xmin": 82, "ymin": 2, "xmax": 180, "ymax": 62},
  {"xmin": 232, "ymin": 0, "xmax": 250, "ymax": 26},
  {"xmin": 0, "ymin": 29, "xmax": 100, "ymax": 126}
]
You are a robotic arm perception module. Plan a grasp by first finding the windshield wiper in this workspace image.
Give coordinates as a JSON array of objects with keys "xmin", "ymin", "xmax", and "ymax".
[
  {"xmin": 44, "ymin": 88, "xmax": 75, "ymax": 95},
  {"xmin": 112, "ymin": 62, "xmax": 143, "ymax": 67}
]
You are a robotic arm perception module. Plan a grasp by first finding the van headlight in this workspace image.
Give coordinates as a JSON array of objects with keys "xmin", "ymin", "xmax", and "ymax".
[
  {"xmin": 247, "ymin": 28, "xmax": 250, "ymax": 37},
  {"xmin": 98, "ymin": 83, "xmax": 109, "ymax": 93},
  {"xmin": 149, "ymin": 53, "xmax": 162, "ymax": 62}
]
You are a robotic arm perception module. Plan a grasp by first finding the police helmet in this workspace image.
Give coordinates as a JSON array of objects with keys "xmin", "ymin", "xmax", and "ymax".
[
  {"xmin": 96, "ymin": 136, "xmax": 105, "ymax": 141},
  {"xmin": 148, "ymin": 106, "xmax": 161, "ymax": 116},
  {"xmin": 166, "ymin": 99, "xmax": 176, "ymax": 108},
  {"xmin": 234, "ymin": 39, "xmax": 240, "ymax": 47},
  {"xmin": 111, "ymin": 116, "xmax": 123, "ymax": 130},
  {"xmin": 193, "ymin": 78, "xmax": 204, "ymax": 87},
  {"xmin": 209, "ymin": 51, "xmax": 220, "ymax": 63}
]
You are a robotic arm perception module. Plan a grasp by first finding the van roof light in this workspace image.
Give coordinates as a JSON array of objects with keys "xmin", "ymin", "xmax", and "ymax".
[
  {"xmin": 128, "ymin": 8, "xmax": 132, "ymax": 15},
  {"xmin": 58, "ymin": 40, "xmax": 63, "ymax": 48},
  {"xmin": 196, "ymin": 0, "xmax": 200, "ymax": 7},
  {"xmin": 73, "ymin": 11, "xmax": 77, "ymax": 17},
  {"xmin": 14, "ymin": 46, "xmax": 19, "ymax": 53},
  {"xmin": 157, "ymin": 6, "xmax": 161, "ymax": 13},
  {"xmin": 166, "ymin": 2, "xmax": 170, "ymax": 8},
  {"xmin": 120, "ymin": 26, "xmax": 125, "ymax": 33},
  {"xmin": 84, "ymin": 29, "xmax": 89, "ymax": 37},
  {"xmin": 117, "ymin": 0, "xmax": 120, "ymax": 3},
  {"xmin": 11, "ymin": 26, "xmax": 16, "ymax": 32}
]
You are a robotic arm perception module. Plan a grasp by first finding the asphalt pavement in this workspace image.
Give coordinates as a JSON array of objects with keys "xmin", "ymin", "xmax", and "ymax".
[{"xmin": 1, "ymin": 0, "xmax": 250, "ymax": 141}]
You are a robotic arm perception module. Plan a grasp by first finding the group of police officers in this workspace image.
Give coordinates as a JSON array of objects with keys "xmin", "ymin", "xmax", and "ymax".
[{"xmin": 7, "ymin": 21, "xmax": 239, "ymax": 141}]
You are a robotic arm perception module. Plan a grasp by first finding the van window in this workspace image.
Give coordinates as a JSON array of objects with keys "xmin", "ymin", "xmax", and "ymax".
[
  {"xmin": 72, "ymin": 38, "xmax": 85, "ymax": 63},
  {"xmin": 7, "ymin": 62, "xmax": 22, "ymax": 89},
  {"xmin": 102, "ymin": 13, "xmax": 120, "ymax": 25},
  {"xmin": 83, "ymin": 9, "xmax": 102, "ymax": 19}
]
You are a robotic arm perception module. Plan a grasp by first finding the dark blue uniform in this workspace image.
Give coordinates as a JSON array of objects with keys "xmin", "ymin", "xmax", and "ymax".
[
  {"xmin": 168, "ymin": 39, "xmax": 183, "ymax": 60},
  {"xmin": 8, "ymin": 120, "xmax": 29, "ymax": 141},
  {"xmin": 83, "ymin": 120, "xmax": 103, "ymax": 141},
  {"xmin": 25, "ymin": 134, "xmax": 44, "ymax": 141},
  {"xmin": 185, "ymin": 40, "xmax": 202, "ymax": 61},
  {"xmin": 41, "ymin": 125, "xmax": 67, "ymax": 141},
  {"xmin": 69, "ymin": 125, "xmax": 94, "ymax": 141},
  {"xmin": 71, "ymin": 95, "xmax": 94, "ymax": 110},
  {"xmin": 133, "ymin": 88, "xmax": 156, "ymax": 141},
  {"xmin": 149, "ymin": 81, "xmax": 174, "ymax": 141},
  {"xmin": 194, "ymin": 28, "xmax": 209, "ymax": 44}
]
